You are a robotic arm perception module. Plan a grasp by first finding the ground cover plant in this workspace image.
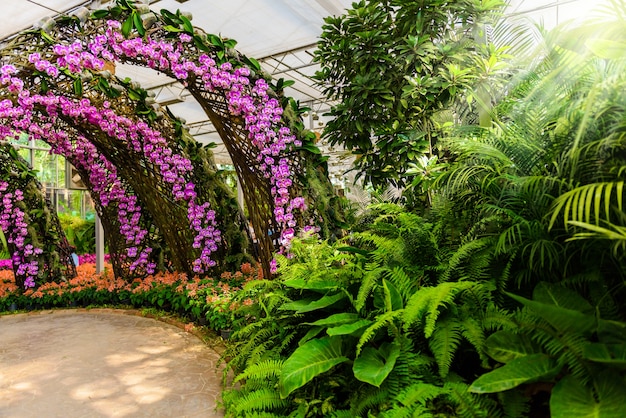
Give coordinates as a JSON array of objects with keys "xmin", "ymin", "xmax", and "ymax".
[{"xmin": 0, "ymin": 260, "xmax": 261, "ymax": 333}]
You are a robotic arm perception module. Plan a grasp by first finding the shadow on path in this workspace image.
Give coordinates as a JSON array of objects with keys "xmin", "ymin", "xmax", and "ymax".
[{"xmin": 0, "ymin": 310, "xmax": 224, "ymax": 417}]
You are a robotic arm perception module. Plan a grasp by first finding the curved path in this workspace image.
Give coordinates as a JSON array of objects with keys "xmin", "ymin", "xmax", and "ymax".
[{"xmin": 0, "ymin": 309, "xmax": 225, "ymax": 417}]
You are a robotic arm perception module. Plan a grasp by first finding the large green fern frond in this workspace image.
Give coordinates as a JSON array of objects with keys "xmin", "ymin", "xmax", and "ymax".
[
  {"xmin": 429, "ymin": 316, "xmax": 463, "ymax": 377},
  {"xmin": 356, "ymin": 310, "xmax": 403, "ymax": 355},
  {"xmin": 445, "ymin": 381, "xmax": 503, "ymax": 418},
  {"xmin": 233, "ymin": 359, "xmax": 285, "ymax": 384},
  {"xmin": 355, "ymin": 265, "xmax": 385, "ymax": 312},
  {"xmin": 403, "ymin": 281, "xmax": 478, "ymax": 337},
  {"xmin": 232, "ymin": 388, "xmax": 290, "ymax": 415},
  {"xmin": 386, "ymin": 266, "xmax": 418, "ymax": 303},
  {"xmin": 349, "ymin": 386, "xmax": 391, "ymax": 417},
  {"xmin": 481, "ymin": 303, "xmax": 517, "ymax": 332},
  {"xmin": 441, "ymin": 238, "xmax": 493, "ymax": 282},
  {"xmin": 381, "ymin": 381, "xmax": 447, "ymax": 418},
  {"xmin": 460, "ymin": 316, "xmax": 489, "ymax": 366}
]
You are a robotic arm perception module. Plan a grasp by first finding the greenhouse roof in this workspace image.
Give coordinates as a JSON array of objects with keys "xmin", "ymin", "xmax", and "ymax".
[{"xmin": 0, "ymin": 0, "xmax": 613, "ymax": 167}]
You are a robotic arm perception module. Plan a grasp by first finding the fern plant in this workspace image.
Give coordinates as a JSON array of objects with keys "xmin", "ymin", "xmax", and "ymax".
[
  {"xmin": 221, "ymin": 206, "xmax": 512, "ymax": 417},
  {"xmin": 470, "ymin": 281, "xmax": 626, "ymax": 417}
]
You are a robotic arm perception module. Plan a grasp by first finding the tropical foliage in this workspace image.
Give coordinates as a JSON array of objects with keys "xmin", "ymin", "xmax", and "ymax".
[
  {"xmin": 1, "ymin": 0, "xmax": 625, "ymax": 417},
  {"xmin": 219, "ymin": 1, "xmax": 626, "ymax": 417}
]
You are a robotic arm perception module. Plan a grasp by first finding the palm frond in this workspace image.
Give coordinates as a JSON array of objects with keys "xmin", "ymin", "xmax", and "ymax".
[{"xmin": 548, "ymin": 181, "xmax": 624, "ymax": 230}]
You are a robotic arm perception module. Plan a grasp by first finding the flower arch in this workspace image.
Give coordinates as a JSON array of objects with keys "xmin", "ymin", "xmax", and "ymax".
[
  {"xmin": 0, "ymin": 143, "xmax": 77, "ymax": 288},
  {"xmin": 0, "ymin": 0, "xmax": 344, "ymax": 284}
]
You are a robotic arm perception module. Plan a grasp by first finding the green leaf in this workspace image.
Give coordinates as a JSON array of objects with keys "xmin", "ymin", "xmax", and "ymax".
[
  {"xmin": 122, "ymin": 15, "xmax": 133, "ymax": 38},
  {"xmin": 336, "ymin": 246, "xmax": 369, "ymax": 256},
  {"xmin": 280, "ymin": 292, "xmax": 346, "ymax": 313},
  {"xmin": 382, "ymin": 279, "xmax": 403, "ymax": 311},
  {"xmin": 245, "ymin": 56, "xmax": 261, "ymax": 71},
  {"xmin": 299, "ymin": 326, "xmax": 324, "ymax": 345},
  {"xmin": 180, "ymin": 14, "xmax": 193, "ymax": 33},
  {"xmin": 469, "ymin": 354, "xmax": 560, "ymax": 393},
  {"xmin": 40, "ymin": 78, "xmax": 49, "ymax": 93},
  {"xmin": 305, "ymin": 313, "xmax": 360, "ymax": 327},
  {"xmin": 583, "ymin": 343, "xmax": 626, "ymax": 367},
  {"xmin": 160, "ymin": 9, "xmax": 181, "ymax": 25},
  {"xmin": 327, "ymin": 319, "xmax": 373, "ymax": 336},
  {"xmin": 300, "ymin": 143, "xmax": 322, "ymax": 154},
  {"xmin": 207, "ymin": 34, "xmax": 223, "ymax": 47},
  {"xmin": 133, "ymin": 12, "xmax": 145, "ymax": 36},
  {"xmin": 532, "ymin": 282, "xmax": 593, "ymax": 314},
  {"xmin": 506, "ymin": 292, "xmax": 597, "ymax": 336},
  {"xmin": 224, "ymin": 39, "xmax": 238, "ymax": 49},
  {"xmin": 40, "ymin": 29, "xmax": 55, "ymax": 44},
  {"xmin": 91, "ymin": 10, "xmax": 110, "ymax": 19},
  {"xmin": 484, "ymin": 331, "xmax": 540, "ymax": 364},
  {"xmin": 73, "ymin": 78, "xmax": 83, "ymax": 96},
  {"xmin": 597, "ymin": 319, "xmax": 626, "ymax": 344},
  {"xmin": 279, "ymin": 336, "xmax": 348, "ymax": 398},
  {"xmin": 353, "ymin": 342, "xmax": 400, "ymax": 387},
  {"xmin": 193, "ymin": 34, "xmax": 210, "ymax": 52},
  {"xmin": 127, "ymin": 88, "xmax": 142, "ymax": 101},
  {"xmin": 283, "ymin": 278, "xmax": 339, "ymax": 291},
  {"xmin": 163, "ymin": 25, "xmax": 183, "ymax": 33},
  {"xmin": 551, "ymin": 373, "xmax": 626, "ymax": 418}
]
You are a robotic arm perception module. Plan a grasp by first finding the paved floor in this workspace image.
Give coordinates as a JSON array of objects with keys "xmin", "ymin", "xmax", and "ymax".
[{"xmin": 0, "ymin": 310, "xmax": 225, "ymax": 418}]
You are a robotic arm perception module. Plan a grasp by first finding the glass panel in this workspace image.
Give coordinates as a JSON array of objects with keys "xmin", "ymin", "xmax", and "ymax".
[
  {"xmin": 56, "ymin": 189, "xmax": 95, "ymax": 219},
  {"xmin": 33, "ymin": 150, "xmax": 66, "ymax": 188},
  {"xmin": 33, "ymin": 139, "xmax": 51, "ymax": 150},
  {"xmin": 9, "ymin": 131, "xmax": 30, "ymax": 146}
]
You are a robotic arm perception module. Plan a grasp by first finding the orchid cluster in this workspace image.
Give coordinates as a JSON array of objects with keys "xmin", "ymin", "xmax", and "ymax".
[
  {"xmin": 30, "ymin": 46, "xmax": 221, "ymax": 274},
  {"xmin": 0, "ymin": 9, "xmax": 309, "ymax": 280},
  {"xmin": 91, "ymin": 20, "xmax": 306, "ymax": 252},
  {"xmin": 47, "ymin": 19, "xmax": 307, "ymax": 258},
  {"xmin": 0, "ymin": 181, "xmax": 41, "ymax": 288},
  {"xmin": 48, "ymin": 134, "xmax": 155, "ymax": 273},
  {"xmin": 23, "ymin": 110, "xmax": 154, "ymax": 272},
  {"xmin": 0, "ymin": 65, "xmax": 155, "ymax": 274},
  {"xmin": 1, "ymin": 57, "xmax": 220, "ymax": 274}
]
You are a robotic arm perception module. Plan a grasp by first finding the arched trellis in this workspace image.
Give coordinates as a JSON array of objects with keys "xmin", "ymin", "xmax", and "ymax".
[
  {"xmin": 0, "ymin": 143, "xmax": 76, "ymax": 288},
  {"xmin": 0, "ymin": 0, "xmax": 344, "ymax": 280}
]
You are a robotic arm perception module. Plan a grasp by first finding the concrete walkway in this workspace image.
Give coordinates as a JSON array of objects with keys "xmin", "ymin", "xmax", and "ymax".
[{"xmin": 0, "ymin": 310, "xmax": 225, "ymax": 418}]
